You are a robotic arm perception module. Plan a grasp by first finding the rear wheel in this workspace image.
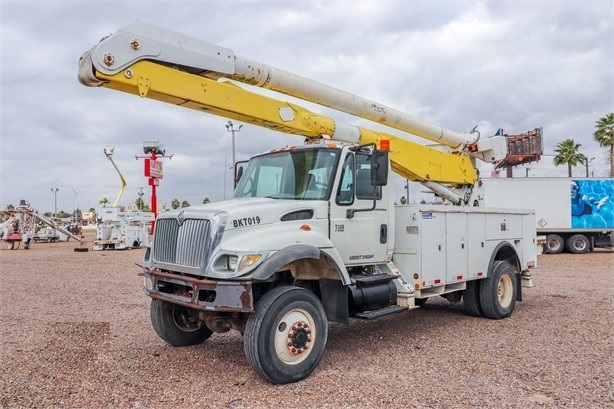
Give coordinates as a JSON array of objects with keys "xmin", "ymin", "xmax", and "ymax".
[
  {"xmin": 544, "ymin": 234, "xmax": 564, "ymax": 254},
  {"xmin": 463, "ymin": 280, "xmax": 483, "ymax": 317},
  {"xmin": 565, "ymin": 234, "xmax": 590, "ymax": 254},
  {"xmin": 479, "ymin": 261, "xmax": 517, "ymax": 319},
  {"xmin": 244, "ymin": 286, "xmax": 328, "ymax": 384},
  {"xmin": 150, "ymin": 299, "xmax": 212, "ymax": 346}
]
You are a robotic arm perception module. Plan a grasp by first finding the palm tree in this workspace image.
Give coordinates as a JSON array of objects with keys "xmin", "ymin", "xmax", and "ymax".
[
  {"xmin": 593, "ymin": 113, "xmax": 614, "ymax": 177},
  {"xmin": 99, "ymin": 197, "xmax": 109, "ymax": 207},
  {"xmin": 553, "ymin": 139, "xmax": 584, "ymax": 177},
  {"xmin": 171, "ymin": 199, "xmax": 180, "ymax": 209}
]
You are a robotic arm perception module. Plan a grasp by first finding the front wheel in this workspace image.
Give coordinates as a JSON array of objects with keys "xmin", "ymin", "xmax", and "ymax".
[
  {"xmin": 150, "ymin": 299, "xmax": 213, "ymax": 346},
  {"xmin": 244, "ymin": 286, "xmax": 328, "ymax": 384},
  {"xmin": 479, "ymin": 261, "xmax": 518, "ymax": 319}
]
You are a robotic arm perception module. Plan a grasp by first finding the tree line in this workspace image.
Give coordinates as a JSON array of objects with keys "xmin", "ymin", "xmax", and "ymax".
[{"xmin": 97, "ymin": 196, "xmax": 211, "ymax": 211}]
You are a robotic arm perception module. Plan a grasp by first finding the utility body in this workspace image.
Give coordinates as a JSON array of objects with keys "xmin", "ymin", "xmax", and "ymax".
[
  {"xmin": 478, "ymin": 177, "xmax": 614, "ymax": 254},
  {"xmin": 79, "ymin": 21, "xmax": 537, "ymax": 383}
]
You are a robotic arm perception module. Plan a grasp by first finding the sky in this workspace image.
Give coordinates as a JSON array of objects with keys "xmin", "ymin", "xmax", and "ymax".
[{"xmin": 1, "ymin": 0, "xmax": 612, "ymax": 215}]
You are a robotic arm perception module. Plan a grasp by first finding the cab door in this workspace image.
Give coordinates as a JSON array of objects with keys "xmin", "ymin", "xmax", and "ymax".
[{"xmin": 329, "ymin": 151, "xmax": 392, "ymax": 266}]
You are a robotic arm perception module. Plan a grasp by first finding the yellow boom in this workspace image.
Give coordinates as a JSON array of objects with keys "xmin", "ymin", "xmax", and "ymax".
[
  {"xmin": 104, "ymin": 146, "xmax": 128, "ymax": 207},
  {"xmin": 87, "ymin": 59, "xmax": 476, "ymax": 185}
]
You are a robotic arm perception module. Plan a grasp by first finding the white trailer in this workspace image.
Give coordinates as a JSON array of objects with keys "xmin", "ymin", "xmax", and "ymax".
[{"xmin": 477, "ymin": 177, "xmax": 614, "ymax": 253}]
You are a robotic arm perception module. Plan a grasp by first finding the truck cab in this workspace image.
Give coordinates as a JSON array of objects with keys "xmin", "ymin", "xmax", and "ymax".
[{"xmin": 143, "ymin": 142, "xmax": 397, "ymax": 312}]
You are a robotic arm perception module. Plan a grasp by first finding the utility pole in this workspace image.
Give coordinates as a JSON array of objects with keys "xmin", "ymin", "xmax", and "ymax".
[
  {"xmin": 70, "ymin": 186, "xmax": 79, "ymax": 225},
  {"xmin": 405, "ymin": 179, "xmax": 410, "ymax": 204}
]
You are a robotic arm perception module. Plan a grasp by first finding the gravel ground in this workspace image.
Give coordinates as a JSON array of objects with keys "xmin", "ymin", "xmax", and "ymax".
[{"xmin": 1, "ymin": 234, "xmax": 612, "ymax": 409}]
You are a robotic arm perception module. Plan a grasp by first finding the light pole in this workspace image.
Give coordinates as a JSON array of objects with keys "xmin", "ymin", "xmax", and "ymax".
[
  {"xmin": 50, "ymin": 188, "xmax": 59, "ymax": 219},
  {"xmin": 584, "ymin": 156, "xmax": 595, "ymax": 177},
  {"xmin": 225, "ymin": 121, "xmax": 243, "ymax": 178}
]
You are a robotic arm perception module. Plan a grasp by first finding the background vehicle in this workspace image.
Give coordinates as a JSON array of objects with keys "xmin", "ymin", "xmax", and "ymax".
[
  {"xmin": 79, "ymin": 21, "xmax": 537, "ymax": 383},
  {"xmin": 478, "ymin": 177, "xmax": 613, "ymax": 254},
  {"xmin": 1, "ymin": 200, "xmax": 85, "ymax": 250},
  {"xmin": 93, "ymin": 147, "xmax": 152, "ymax": 251}
]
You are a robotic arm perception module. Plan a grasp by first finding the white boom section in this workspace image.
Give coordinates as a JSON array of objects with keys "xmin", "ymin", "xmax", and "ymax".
[{"xmin": 80, "ymin": 21, "xmax": 494, "ymax": 154}]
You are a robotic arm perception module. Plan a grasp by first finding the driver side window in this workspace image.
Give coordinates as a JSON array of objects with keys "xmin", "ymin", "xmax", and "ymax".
[{"xmin": 355, "ymin": 153, "xmax": 381, "ymax": 200}]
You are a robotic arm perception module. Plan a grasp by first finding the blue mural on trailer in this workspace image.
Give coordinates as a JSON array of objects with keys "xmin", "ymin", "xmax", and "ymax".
[{"xmin": 570, "ymin": 179, "xmax": 614, "ymax": 228}]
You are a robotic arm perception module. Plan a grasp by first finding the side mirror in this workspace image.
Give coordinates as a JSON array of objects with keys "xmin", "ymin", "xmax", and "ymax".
[
  {"xmin": 371, "ymin": 149, "xmax": 388, "ymax": 186},
  {"xmin": 234, "ymin": 161, "xmax": 248, "ymax": 187}
]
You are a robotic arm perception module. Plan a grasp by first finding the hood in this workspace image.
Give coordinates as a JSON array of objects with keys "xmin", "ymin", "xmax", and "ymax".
[{"xmin": 158, "ymin": 197, "xmax": 326, "ymax": 228}]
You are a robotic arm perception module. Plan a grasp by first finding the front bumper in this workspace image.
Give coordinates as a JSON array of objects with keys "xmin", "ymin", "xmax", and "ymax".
[{"xmin": 142, "ymin": 268, "xmax": 254, "ymax": 312}]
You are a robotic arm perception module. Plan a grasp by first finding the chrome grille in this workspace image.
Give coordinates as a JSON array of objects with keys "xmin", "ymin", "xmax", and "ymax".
[{"xmin": 153, "ymin": 218, "xmax": 210, "ymax": 267}]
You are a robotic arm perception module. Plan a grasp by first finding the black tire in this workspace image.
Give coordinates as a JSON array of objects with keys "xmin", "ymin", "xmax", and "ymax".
[
  {"xmin": 150, "ymin": 299, "xmax": 213, "ymax": 346},
  {"xmin": 565, "ymin": 234, "xmax": 590, "ymax": 254},
  {"xmin": 74, "ymin": 247, "xmax": 89, "ymax": 252},
  {"xmin": 544, "ymin": 234, "xmax": 564, "ymax": 254},
  {"xmin": 479, "ymin": 261, "xmax": 517, "ymax": 319},
  {"xmin": 463, "ymin": 280, "xmax": 483, "ymax": 317},
  {"xmin": 244, "ymin": 286, "xmax": 328, "ymax": 384}
]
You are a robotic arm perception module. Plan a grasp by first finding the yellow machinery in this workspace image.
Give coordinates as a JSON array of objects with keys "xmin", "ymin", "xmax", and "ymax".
[{"xmin": 78, "ymin": 21, "xmax": 509, "ymax": 204}]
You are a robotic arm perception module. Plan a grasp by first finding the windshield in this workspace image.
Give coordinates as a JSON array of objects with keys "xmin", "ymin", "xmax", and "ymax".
[{"xmin": 233, "ymin": 148, "xmax": 340, "ymax": 200}]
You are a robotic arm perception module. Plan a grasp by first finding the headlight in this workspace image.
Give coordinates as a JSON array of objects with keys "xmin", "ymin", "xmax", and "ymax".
[
  {"xmin": 238, "ymin": 254, "xmax": 262, "ymax": 272},
  {"xmin": 227, "ymin": 255, "xmax": 238, "ymax": 270},
  {"xmin": 215, "ymin": 253, "xmax": 264, "ymax": 274}
]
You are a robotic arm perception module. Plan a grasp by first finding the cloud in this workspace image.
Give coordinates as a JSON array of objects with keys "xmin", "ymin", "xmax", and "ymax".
[{"xmin": 1, "ymin": 1, "xmax": 612, "ymax": 214}]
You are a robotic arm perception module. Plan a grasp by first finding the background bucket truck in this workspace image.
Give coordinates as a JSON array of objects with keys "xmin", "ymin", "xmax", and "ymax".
[{"xmin": 93, "ymin": 146, "xmax": 153, "ymax": 251}]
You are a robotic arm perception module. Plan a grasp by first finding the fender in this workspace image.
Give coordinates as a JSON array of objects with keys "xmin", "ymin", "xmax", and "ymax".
[
  {"xmin": 252, "ymin": 244, "xmax": 320, "ymax": 281},
  {"xmin": 487, "ymin": 240, "xmax": 523, "ymax": 301}
]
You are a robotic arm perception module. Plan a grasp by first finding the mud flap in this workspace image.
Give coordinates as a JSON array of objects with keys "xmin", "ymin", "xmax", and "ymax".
[{"xmin": 319, "ymin": 278, "xmax": 349, "ymax": 324}]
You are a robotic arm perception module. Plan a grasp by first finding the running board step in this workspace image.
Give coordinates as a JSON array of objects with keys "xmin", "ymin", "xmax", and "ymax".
[{"xmin": 354, "ymin": 305, "xmax": 406, "ymax": 320}]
